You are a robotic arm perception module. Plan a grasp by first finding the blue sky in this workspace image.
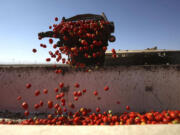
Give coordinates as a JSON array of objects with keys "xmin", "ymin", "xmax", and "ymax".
[{"xmin": 0, "ymin": 0, "xmax": 180, "ymax": 64}]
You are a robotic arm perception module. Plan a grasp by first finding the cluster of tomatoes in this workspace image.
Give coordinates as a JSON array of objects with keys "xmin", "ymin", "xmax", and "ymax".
[
  {"xmin": 1, "ymin": 109, "xmax": 179, "ymax": 125},
  {"xmin": 18, "ymin": 83, "xmax": 111, "ymax": 117},
  {"xmin": 8, "ymin": 16, "xmax": 177, "ymax": 126},
  {"xmin": 37, "ymin": 17, "xmax": 115, "ymax": 67},
  {"xmin": 3, "ymin": 81, "xmax": 179, "ymax": 125}
]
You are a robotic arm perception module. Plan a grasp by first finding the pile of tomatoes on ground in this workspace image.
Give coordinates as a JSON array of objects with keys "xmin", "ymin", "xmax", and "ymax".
[{"xmin": 0, "ymin": 109, "xmax": 179, "ymax": 125}]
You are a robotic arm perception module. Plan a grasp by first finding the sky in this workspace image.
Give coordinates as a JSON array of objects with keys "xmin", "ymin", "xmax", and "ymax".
[{"xmin": 0, "ymin": 0, "xmax": 180, "ymax": 64}]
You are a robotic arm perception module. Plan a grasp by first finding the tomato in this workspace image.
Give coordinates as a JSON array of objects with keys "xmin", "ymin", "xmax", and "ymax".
[{"xmin": 22, "ymin": 102, "xmax": 28, "ymax": 110}]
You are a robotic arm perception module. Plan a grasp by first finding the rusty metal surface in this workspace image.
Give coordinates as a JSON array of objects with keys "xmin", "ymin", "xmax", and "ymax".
[{"xmin": 0, "ymin": 65, "xmax": 180, "ymax": 113}]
